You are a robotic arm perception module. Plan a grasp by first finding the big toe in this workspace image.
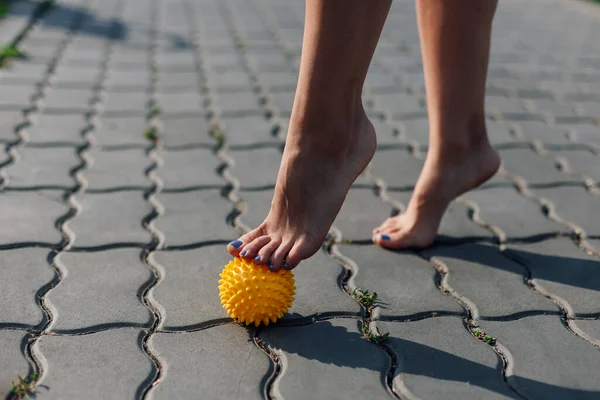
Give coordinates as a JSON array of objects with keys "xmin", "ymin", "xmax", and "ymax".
[{"xmin": 372, "ymin": 228, "xmax": 434, "ymax": 250}]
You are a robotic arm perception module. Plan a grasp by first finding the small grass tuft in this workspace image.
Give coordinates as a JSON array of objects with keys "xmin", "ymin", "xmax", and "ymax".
[
  {"xmin": 149, "ymin": 105, "xmax": 161, "ymax": 118},
  {"xmin": 361, "ymin": 322, "xmax": 389, "ymax": 345},
  {"xmin": 9, "ymin": 373, "xmax": 38, "ymax": 399},
  {"xmin": 352, "ymin": 288, "xmax": 377, "ymax": 308},
  {"xmin": 472, "ymin": 328, "xmax": 497, "ymax": 346},
  {"xmin": 144, "ymin": 128, "xmax": 158, "ymax": 142},
  {"xmin": 210, "ymin": 122, "xmax": 225, "ymax": 146}
]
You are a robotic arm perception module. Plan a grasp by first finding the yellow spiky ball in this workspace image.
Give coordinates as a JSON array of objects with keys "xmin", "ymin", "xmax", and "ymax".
[{"xmin": 218, "ymin": 257, "xmax": 295, "ymax": 327}]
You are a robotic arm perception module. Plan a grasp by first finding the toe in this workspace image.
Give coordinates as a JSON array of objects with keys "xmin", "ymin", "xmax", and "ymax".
[
  {"xmin": 269, "ymin": 239, "xmax": 294, "ymax": 271},
  {"xmin": 283, "ymin": 241, "xmax": 308, "ymax": 270},
  {"xmin": 227, "ymin": 228, "xmax": 263, "ymax": 256},
  {"xmin": 372, "ymin": 217, "xmax": 397, "ymax": 235},
  {"xmin": 256, "ymin": 237, "xmax": 282, "ymax": 266},
  {"xmin": 239, "ymin": 235, "xmax": 271, "ymax": 259}
]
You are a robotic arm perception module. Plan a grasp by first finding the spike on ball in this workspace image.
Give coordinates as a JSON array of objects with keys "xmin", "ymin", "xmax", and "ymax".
[{"xmin": 218, "ymin": 257, "xmax": 295, "ymax": 326}]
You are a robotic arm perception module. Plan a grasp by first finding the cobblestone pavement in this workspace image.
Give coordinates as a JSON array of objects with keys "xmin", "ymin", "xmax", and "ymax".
[{"xmin": 1, "ymin": 0, "xmax": 600, "ymax": 398}]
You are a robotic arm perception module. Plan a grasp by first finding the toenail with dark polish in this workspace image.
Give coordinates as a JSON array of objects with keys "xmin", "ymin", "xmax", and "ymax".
[
  {"xmin": 229, "ymin": 240, "xmax": 243, "ymax": 248},
  {"xmin": 381, "ymin": 234, "xmax": 391, "ymax": 241},
  {"xmin": 241, "ymin": 250, "xmax": 247, "ymax": 256},
  {"xmin": 284, "ymin": 263, "xmax": 291, "ymax": 270},
  {"xmin": 255, "ymin": 256, "xmax": 261, "ymax": 262},
  {"xmin": 268, "ymin": 264, "xmax": 275, "ymax": 270}
]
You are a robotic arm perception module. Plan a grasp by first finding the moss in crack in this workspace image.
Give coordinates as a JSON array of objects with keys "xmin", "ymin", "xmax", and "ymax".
[
  {"xmin": 471, "ymin": 327, "xmax": 497, "ymax": 346},
  {"xmin": 234, "ymin": 36, "xmax": 247, "ymax": 53},
  {"xmin": 8, "ymin": 373, "xmax": 38, "ymax": 400},
  {"xmin": 210, "ymin": 122, "xmax": 225, "ymax": 146},
  {"xmin": 149, "ymin": 105, "xmax": 161, "ymax": 118},
  {"xmin": 352, "ymin": 288, "xmax": 377, "ymax": 308}
]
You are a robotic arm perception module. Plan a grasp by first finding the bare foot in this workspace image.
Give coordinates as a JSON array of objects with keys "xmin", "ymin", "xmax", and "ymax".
[
  {"xmin": 372, "ymin": 137, "xmax": 501, "ymax": 249},
  {"xmin": 227, "ymin": 110, "xmax": 377, "ymax": 270}
]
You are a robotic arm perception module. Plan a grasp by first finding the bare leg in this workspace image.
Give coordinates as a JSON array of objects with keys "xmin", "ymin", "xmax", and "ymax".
[
  {"xmin": 373, "ymin": 0, "xmax": 501, "ymax": 248},
  {"xmin": 227, "ymin": 0, "xmax": 392, "ymax": 269}
]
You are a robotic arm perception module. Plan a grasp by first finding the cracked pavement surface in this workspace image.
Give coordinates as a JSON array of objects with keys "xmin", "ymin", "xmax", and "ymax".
[{"xmin": 1, "ymin": 0, "xmax": 600, "ymax": 398}]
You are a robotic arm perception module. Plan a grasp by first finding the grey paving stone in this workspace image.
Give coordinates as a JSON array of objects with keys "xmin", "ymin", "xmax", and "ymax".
[
  {"xmin": 49, "ymin": 250, "xmax": 152, "ymax": 331},
  {"xmin": 370, "ymin": 148, "xmax": 424, "ymax": 189},
  {"xmin": 102, "ymin": 92, "xmax": 148, "ymax": 113},
  {"xmin": 85, "ymin": 148, "xmax": 148, "ymax": 190},
  {"xmin": 160, "ymin": 92, "xmax": 203, "ymax": 114},
  {"xmin": 0, "ymin": 191, "xmax": 64, "ymax": 245},
  {"xmin": 155, "ymin": 190, "xmax": 233, "ymax": 247},
  {"xmin": 554, "ymin": 149, "xmax": 600, "ymax": 183},
  {"xmin": 215, "ymin": 91, "xmax": 261, "ymax": 114},
  {"xmin": 52, "ymin": 67, "xmax": 102, "ymax": 86},
  {"xmin": 487, "ymin": 120, "xmax": 520, "ymax": 144},
  {"xmin": 576, "ymin": 319, "xmax": 600, "ymax": 343},
  {"xmin": 570, "ymin": 123, "xmax": 600, "ymax": 148},
  {"xmin": 152, "ymin": 325, "xmax": 267, "ymax": 400},
  {"xmin": 0, "ymin": 85, "xmax": 33, "ymax": 109},
  {"xmin": 160, "ymin": 115, "xmax": 213, "ymax": 147},
  {"xmin": 486, "ymin": 95, "xmax": 528, "ymax": 114},
  {"xmin": 0, "ymin": 110, "xmax": 23, "ymax": 142},
  {"xmin": 422, "ymin": 243, "xmax": 559, "ymax": 318},
  {"xmin": 1, "ymin": 62, "xmax": 48, "ymax": 81},
  {"xmin": 483, "ymin": 316, "xmax": 600, "ymax": 399},
  {"xmin": 5, "ymin": 147, "xmax": 78, "ymax": 188},
  {"xmin": 71, "ymin": 192, "xmax": 152, "ymax": 247},
  {"xmin": 0, "ymin": 330, "xmax": 29, "ymax": 396},
  {"xmin": 512, "ymin": 121, "xmax": 572, "ymax": 145},
  {"xmin": 37, "ymin": 328, "xmax": 152, "ymax": 399},
  {"xmin": 530, "ymin": 98, "xmax": 579, "ymax": 117},
  {"xmin": 499, "ymin": 148, "xmax": 580, "ymax": 185},
  {"xmin": 462, "ymin": 187, "xmax": 566, "ymax": 239},
  {"xmin": 0, "ymin": 248, "xmax": 54, "ymax": 327},
  {"xmin": 210, "ymin": 70, "xmax": 253, "ymax": 88},
  {"xmin": 42, "ymin": 88, "xmax": 93, "ymax": 110},
  {"xmin": 257, "ymin": 71, "xmax": 298, "ymax": 88},
  {"xmin": 105, "ymin": 70, "xmax": 150, "ymax": 88},
  {"xmin": 94, "ymin": 116, "xmax": 148, "ymax": 146},
  {"xmin": 333, "ymin": 188, "xmax": 391, "ymax": 241},
  {"xmin": 160, "ymin": 148, "xmax": 222, "ymax": 189},
  {"xmin": 260, "ymin": 318, "xmax": 391, "ymax": 400},
  {"xmin": 25, "ymin": 116, "xmax": 84, "ymax": 146},
  {"xmin": 222, "ymin": 115, "xmax": 278, "ymax": 146},
  {"xmin": 380, "ymin": 318, "xmax": 514, "ymax": 399},
  {"xmin": 372, "ymin": 92, "xmax": 424, "ymax": 117},
  {"xmin": 506, "ymin": 239, "xmax": 600, "ymax": 317},
  {"xmin": 235, "ymin": 189, "xmax": 272, "ymax": 229},
  {"xmin": 339, "ymin": 245, "xmax": 464, "ymax": 317},
  {"xmin": 230, "ymin": 147, "xmax": 281, "ymax": 189},
  {"xmin": 158, "ymin": 72, "xmax": 198, "ymax": 89},
  {"xmin": 372, "ymin": 118, "xmax": 401, "ymax": 146},
  {"xmin": 533, "ymin": 186, "xmax": 600, "ymax": 236}
]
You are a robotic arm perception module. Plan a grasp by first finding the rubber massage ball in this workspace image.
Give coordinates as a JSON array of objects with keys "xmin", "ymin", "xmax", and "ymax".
[{"xmin": 218, "ymin": 257, "xmax": 295, "ymax": 326}]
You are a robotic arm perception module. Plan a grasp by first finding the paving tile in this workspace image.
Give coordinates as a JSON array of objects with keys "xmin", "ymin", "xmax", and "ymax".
[
  {"xmin": 380, "ymin": 318, "xmax": 514, "ymax": 399},
  {"xmin": 160, "ymin": 92, "xmax": 204, "ymax": 114},
  {"xmin": 339, "ymin": 245, "xmax": 464, "ymax": 317},
  {"xmin": 0, "ymin": 249, "xmax": 54, "ymax": 327},
  {"xmin": 334, "ymin": 188, "xmax": 391, "ymax": 241},
  {"xmin": 236, "ymin": 189, "xmax": 273, "ymax": 229},
  {"xmin": 221, "ymin": 115, "xmax": 278, "ymax": 146},
  {"xmin": 160, "ymin": 115, "xmax": 213, "ymax": 147},
  {"xmin": 85, "ymin": 148, "xmax": 148, "ymax": 189},
  {"xmin": 42, "ymin": 88, "xmax": 93, "ymax": 110},
  {"xmin": 70, "ymin": 192, "xmax": 152, "ymax": 247},
  {"xmin": 52, "ymin": 67, "xmax": 102, "ymax": 87},
  {"xmin": 516, "ymin": 121, "xmax": 571, "ymax": 145},
  {"xmin": 49, "ymin": 250, "xmax": 151, "ymax": 331},
  {"xmin": 152, "ymin": 325, "xmax": 267, "ymax": 399},
  {"xmin": 230, "ymin": 147, "xmax": 281, "ymax": 189},
  {"xmin": 487, "ymin": 120, "xmax": 520, "ymax": 145},
  {"xmin": 486, "ymin": 95, "xmax": 528, "ymax": 114},
  {"xmin": 158, "ymin": 72, "xmax": 199, "ymax": 89},
  {"xmin": 102, "ymin": 92, "xmax": 148, "ymax": 113},
  {"xmin": 372, "ymin": 118, "xmax": 401, "ymax": 146},
  {"xmin": 0, "ymin": 110, "xmax": 23, "ymax": 142},
  {"xmin": 570, "ymin": 123, "xmax": 600, "ymax": 148},
  {"xmin": 532, "ymin": 186, "xmax": 600, "ymax": 236},
  {"xmin": 38, "ymin": 328, "xmax": 152, "ymax": 399},
  {"xmin": 105, "ymin": 70, "xmax": 151, "ymax": 88},
  {"xmin": 506, "ymin": 239, "xmax": 600, "ymax": 317},
  {"xmin": 553, "ymin": 149, "xmax": 600, "ymax": 183},
  {"xmin": 26, "ymin": 113, "xmax": 86, "ymax": 144},
  {"xmin": 0, "ymin": 330, "xmax": 30, "ymax": 396},
  {"xmin": 155, "ymin": 190, "xmax": 233, "ymax": 247},
  {"xmin": 462, "ymin": 186, "xmax": 566, "ymax": 239},
  {"xmin": 94, "ymin": 116, "xmax": 148, "ymax": 146},
  {"xmin": 575, "ymin": 319, "xmax": 600, "ymax": 343},
  {"xmin": 5, "ymin": 147, "xmax": 77, "ymax": 188},
  {"xmin": 423, "ymin": 243, "xmax": 559, "ymax": 318},
  {"xmin": 483, "ymin": 316, "xmax": 600, "ymax": 399},
  {"xmin": 0, "ymin": 191, "xmax": 64, "ymax": 245},
  {"xmin": 499, "ymin": 148, "xmax": 580, "ymax": 185},
  {"xmin": 261, "ymin": 318, "xmax": 390, "ymax": 400},
  {"xmin": 160, "ymin": 148, "xmax": 222, "ymax": 189},
  {"xmin": 215, "ymin": 91, "xmax": 261, "ymax": 114},
  {"xmin": 372, "ymin": 92, "xmax": 424, "ymax": 116},
  {"xmin": 370, "ymin": 148, "xmax": 424, "ymax": 189},
  {"xmin": 0, "ymin": 84, "xmax": 34, "ymax": 109}
]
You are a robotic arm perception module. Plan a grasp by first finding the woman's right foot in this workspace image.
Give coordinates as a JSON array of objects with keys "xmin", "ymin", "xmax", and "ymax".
[
  {"xmin": 372, "ymin": 134, "xmax": 501, "ymax": 249},
  {"xmin": 227, "ymin": 109, "xmax": 377, "ymax": 270}
]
